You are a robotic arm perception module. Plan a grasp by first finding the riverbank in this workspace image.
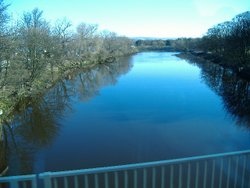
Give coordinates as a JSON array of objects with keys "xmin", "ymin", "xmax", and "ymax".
[
  {"xmin": 176, "ymin": 52, "xmax": 250, "ymax": 81},
  {"xmin": 0, "ymin": 49, "xmax": 137, "ymax": 124},
  {"xmin": 0, "ymin": 52, "xmax": 138, "ymax": 176}
]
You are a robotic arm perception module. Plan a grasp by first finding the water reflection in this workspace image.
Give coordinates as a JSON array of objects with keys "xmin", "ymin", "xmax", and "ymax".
[
  {"xmin": 0, "ymin": 57, "xmax": 133, "ymax": 176},
  {"xmin": 1, "ymin": 52, "xmax": 250, "ymax": 176},
  {"xmin": 1, "ymin": 82, "xmax": 68, "ymax": 175},
  {"xmin": 190, "ymin": 60, "xmax": 250, "ymax": 127},
  {"xmin": 66, "ymin": 56, "xmax": 133, "ymax": 102}
]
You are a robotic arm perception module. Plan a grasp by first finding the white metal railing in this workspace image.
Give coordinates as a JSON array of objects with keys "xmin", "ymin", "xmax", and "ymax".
[
  {"xmin": 0, "ymin": 174, "xmax": 37, "ymax": 188},
  {"xmin": 1, "ymin": 149, "xmax": 250, "ymax": 188}
]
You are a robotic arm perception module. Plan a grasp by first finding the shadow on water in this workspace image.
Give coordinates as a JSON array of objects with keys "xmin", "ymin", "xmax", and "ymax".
[
  {"xmin": 0, "ymin": 56, "xmax": 133, "ymax": 176},
  {"xmin": 188, "ymin": 59, "xmax": 250, "ymax": 128}
]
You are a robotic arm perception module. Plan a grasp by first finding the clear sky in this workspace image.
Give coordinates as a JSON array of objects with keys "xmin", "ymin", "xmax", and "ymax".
[{"xmin": 5, "ymin": 0, "xmax": 250, "ymax": 38}]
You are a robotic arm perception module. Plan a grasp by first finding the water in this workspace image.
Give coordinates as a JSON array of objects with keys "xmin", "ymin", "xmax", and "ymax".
[{"xmin": 2, "ymin": 52, "xmax": 250, "ymax": 176}]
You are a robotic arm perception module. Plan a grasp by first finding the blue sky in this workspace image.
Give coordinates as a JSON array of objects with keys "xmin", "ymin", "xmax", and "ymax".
[{"xmin": 6, "ymin": 0, "xmax": 250, "ymax": 38}]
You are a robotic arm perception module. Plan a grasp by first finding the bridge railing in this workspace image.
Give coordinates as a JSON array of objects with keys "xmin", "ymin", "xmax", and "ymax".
[
  {"xmin": 0, "ymin": 174, "xmax": 37, "ymax": 188},
  {"xmin": 1, "ymin": 150, "xmax": 250, "ymax": 188}
]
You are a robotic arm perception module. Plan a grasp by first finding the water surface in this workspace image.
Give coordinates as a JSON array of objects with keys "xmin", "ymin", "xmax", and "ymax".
[{"xmin": 4, "ymin": 52, "xmax": 250, "ymax": 175}]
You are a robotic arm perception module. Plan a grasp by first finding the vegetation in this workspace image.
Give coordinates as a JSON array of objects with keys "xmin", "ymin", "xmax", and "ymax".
[
  {"xmin": 0, "ymin": 55, "xmax": 132, "ymax": 175},
  {"xmin": 190, "ymin": 11, "xmax": 250, "ymax": 79},
  {"xmin": 135, "ymin": 39, "xmax": 172, "ymax": 51},
  {"xmin": 0, "ymin": 0, "xmax": 249, "ymax": 175},
  {"xmin": 0, "ymin": 1, "xmax": 136, "ymax": 173},
  {"xmin": 0, "ymin": 1, "xmax": 136, "ymax": 123},
  {"xmin": 0, "ymin": 1, "xmax": 248, "ymax": 125},
  {"xmin": 201, "ymin": 11, "xmax": 250, "ymax": 65},
  {"xmin": 135, "ymin": 11, "xmax": 250, "ymax": 76}
]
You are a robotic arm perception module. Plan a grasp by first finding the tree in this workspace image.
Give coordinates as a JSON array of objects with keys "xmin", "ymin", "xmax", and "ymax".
[
  {"xmin": 230, "ymin": 11, "xmax": 250, "ymax": 64},
  {"xmin": 15, "ymin": 8, "xmax": 54, "ymax": 86},
  {"xmin": 0, "ymin": 0, "xmax": 9, "ymax": 42},
  {"xmin": 72, "ymin": 23, "xmax": 99, "ymax": 63},
  {"xmin": 201, "ymin": 11, "xmax": 250, "ymax": 66},
  {"xmin": 53, "ymin": 18, "xmax": 72, "ymax": 54},
  {"xmin": 0, "ymin": 0, "xmax": 10, "ymax": 93}
]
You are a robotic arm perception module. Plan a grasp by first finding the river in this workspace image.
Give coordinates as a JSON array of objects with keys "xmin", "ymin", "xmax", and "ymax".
[{"xmin": 2, "ymin": 52, "xmax": 250, "ymax": 176}]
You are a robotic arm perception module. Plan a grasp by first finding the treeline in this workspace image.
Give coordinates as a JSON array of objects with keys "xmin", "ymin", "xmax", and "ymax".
[
  {"xmin": 201, "ymin": 11, "xmax": 250, "ymax": 65},
  {"xmin": 134, "ymin": 38, "xmax": 201, "ymax": 52},
  {"xmin": 135, "ymin": 39, "xmax": 172, "ymax": 51},
  {"xmin": 135, "ymin": 11, "xmax": 250, "ymax": 69},
  {"xmin": 0, "ymin": 1, "xmax": 136, "ymax": 119}
]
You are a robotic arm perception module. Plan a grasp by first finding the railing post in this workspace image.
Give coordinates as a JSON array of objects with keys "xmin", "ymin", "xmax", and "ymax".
[
  {"xmin": 226, "ymin": 158, "xmax": 231, "ymax": 188},
  {"xmin": 152, "ymin": 167, "xmax": 156, "ymax": 188},
  {"xmin": 161, "ymin": 166, "xmax": 165, "ymax": 188},
  {"xmin": 143, "ymin": 168, "xmax": 147, "ymax": 188},
  {"xmin": 179, "ymin": 164, "xmax": 182, "ymax": 188},
  {"xmin": 195, "ymin": 162, "xmax": 199, "ymax": 188},
  {"xmin": 233, "ymin": 156, "xmax": 239, "ymax": 188},
  {"xmin": 124, "ymin": 171, "xmax": 128, "ymax": 188},
  {"xmin": 10, "ymin": 180, "xmax": 18, "ymax": 188},
  {"xmin": 32, "ymin": 175, "xmax": 38, "ymax": 188},
  {"xmin": 95, "ymin": 174, "xmax": 99, "ymax": 188},
  {"xmin": 211, "ymin": 160, "xmax": 215, "ymax": 188},
  {"xmin": 241, "ymin": 155, "xmax": 247, "ymax": 188},
  {"xmin": 187, "ymin": 162, "xmax": 191, "ymax": 188},
  {"xmin": 203, "ymin": 160, "xmax": 207, "ymax": 188},
  {"xmin": 84, "ymin": 175, "xmax": 89, "ymax": 188},
  {"xmin": 170, "ymin": 165, "xmax": 174, "ymax": 188},
  {"xmin": 134, "ymin": 170, "xmax": 137, "ymax": 188},
  {"xmin": 219, "ymin": 159, "xmax": 223, "ymax": 188},
  {"xmin": 114, "ymin": 172, "xmax": 118, "ymax": 188},
  {"xmin": 41, "ymin": 172, "xmax": 52, "ymax": 188}
]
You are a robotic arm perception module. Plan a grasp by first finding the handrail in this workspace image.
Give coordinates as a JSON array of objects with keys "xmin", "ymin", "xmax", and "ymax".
[
  {"xmin": 0, "ymin": 174, "xmax": 36, "ymax": 182},
  {"xmin": 39, "ymin": 149, "xmax": 250, "ymax": 178},
  {"xmin": 1, "ymin": 149, "xmax": 250, "ymax": 188}
]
